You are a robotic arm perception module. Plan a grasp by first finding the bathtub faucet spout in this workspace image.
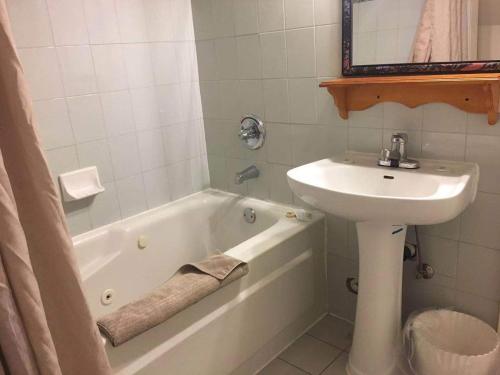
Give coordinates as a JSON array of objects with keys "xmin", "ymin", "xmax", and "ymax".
[{"xmin": 234, "ymin": 165, "xmax": 259, "ymax": 185}]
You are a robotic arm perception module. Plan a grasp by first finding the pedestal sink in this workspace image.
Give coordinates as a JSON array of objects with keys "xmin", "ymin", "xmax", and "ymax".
[{"xmin": 287, "ymin": 152, "xmax": 479, "ymax": 375}]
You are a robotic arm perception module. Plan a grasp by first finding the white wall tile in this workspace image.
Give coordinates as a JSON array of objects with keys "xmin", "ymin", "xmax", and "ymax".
[
  {"xmin": 64, "ymin": 204, "xmax": 92, "ymax": 235},
  {"xmin": 286, "ymin": 28, "xmax": 315, "ymax": 78},
  {"xmin": 419, "ymin": 235, "xmax": 459, "ymax": 278},
  {"xmin": 383, "ymin": 103, "xmax": 423, "ymax": 130},
  {"xmin": 421, "ymin": 132, "xmax": 466, "ymax": 161},
  {"xmin": 200, "ymin": 81, "xmax": 221, "ymax": 119},
  {"xmin": 248, "ymin": 162, "xmax": 271, "ymax": 199},
  {"xmin": 88, "ymin": 181, "xmax": 121, "ymax": 227},
  {"xmin": 238, "ymin": 80, "xmax": 264, "ymax": 117},
  {"xmin": 420, "ymin": 216, "xmax": 461, "ymax": 241},
  {"xmin": 349, "ymin": 105, "xmax": 383, "ymax": 129},
  {"xmin": 261, "ymin": 31, "xmax": 287, "ymax": 79},
  {"xmin": 156, "ymin": 84, "xmax": 183, "ymax": 125},
  {"xmin": 233, "ymin": 0, "xmax": 259, "ymax": 36},
  {"xmin": 215, "ymin": 38, "xmax": 238, "ymax": 80},
  {"xmin": 143, "ymin": 0, "xmax": 175, "ymax": 42},
  {"xmin": 167, "ymin": 160, "xmax": 194, "ymax": 199},
  {"xmin": 122, "ymin": 43, "xmax": 154, "ymax": 88},
  {"xmin": 108, "ymin": 133, "xmax": 141, "ymax": 179},
  {"xmin": 269, "ymin": 164, "xmax": 293, "ymax": 203},
  {"xmin": 423, "ymin": 104, "xmax": 467, "ymax": 133},
  {"xmin": 455, "ymin": 291, "xmax": 500, "ymax": 329},
  {"xmin": 46, "ymin": 0, "xmax": 88, "ymax": 45},
  {"xmin": 57, "ymin": 46, "xmax": 98, "ymax": 96},
  {"xmin": 162, "ymin": 123, "xmax": 189, "ymax": 164},
  {"xmin": 83, "ymin": 0, "xmax": 121, "ymax": 44},
  {"xmin": 6, "ymin": 0, "xmax": 53, "ymax": 47},
  {"xmin": 208, "ymin": 155, "xmax": 227, "ymax": 189},
  {"xmin": 263, "ymin": 79, "xmax": 289, "ymax": 122},
  {"xmin": 143, "ymin": 167, "xmax": 171, "ymax": 208},
  {"xmin": 116, "ymin": 0, "xmax": 148, "ymax": 43},
  {"xmin": 196, "ymin": 40, "xmax": 218, "ymax": 80},
  {"xmin": 461, "ymin": 192, "xmax": 500, "ymax": 250},
  {"xmin": 212, "ymin": 0, "xmax": 235, "ymax": 38},
  {"xmin": 284, "ymin": 0, "xmax": 314, "ymax": 29},
  {"xmin": 66, "ymin": 94, "xmax": 106, "ymax": 142},
  {"xmin": 91, "ymin": 44, "xmax": 128, "ymax": 92},
  {"xmin": 327, "ymin": 254, "xmax": 358, "ymax": 321},
  {"xmin": 315, "ymin": 24, "xmax": 341, "ymax": 78},
  {"xmin": 465, "ymin": 135, "xmax": 500, "ymax": 194},
  {"xmin": 218, "ymin": 80, "xmax": 240, "ymax": 120},
  {"xmin": 348, "ymin": 127, "xmax": 383, "ymax": 153},
  {"xmin": 266, "ymin": 123, "xmax": 292, "ymax": 165},
  {"xmin": 100, "ymin": 91, "xmax": 135, "ymax": 136},
  {"xmin": 130, "ymin": 87, "xmax": 160, "ymax": 130},
  {"xmin": 192, "ymin": 0, "xmax": 215, "ymax": 40},
  {"xmin": 18, "ymin": 47, "xmax": 64, "ymax": 100},
  {"xmin": 258, "ymin": 0, "xmax": 284, "ymax": 32},
  {"xmin": 288, "ymin": 78, "xmax": 317, "ymax": 124},
  {"xmin": 76, "ymin": 139, "xmax": 114, "ymax": 182},
  {"xmin": 457, "ymin": 242, "xmax": 500, "ymax": 301},
  {"xmin": 33, "ymin": 99, "xmax": 74, "ymax": 149},
  {"xmin": 151, "ymin": 42, "xmax": 179, "ymax": 85},
  {"xmin": 45, "ymin": 145, "xmax": 79, "ymax": 179},
  {"xmin": 176, "ymin": 42, "xmax": 199, "ymax": 82},
  {"xmin": 292, "ymin": 125, "xmax": 330, "ymax": 165},
  {"xmin": 138, "ymin": 129, "xmax": 166, "ymax": 171},
  {"xmin": 236, "ymin": 35, "xmax": 262, "ymax": 79},
  {"xmin": 315, "ymin": 0, "xmax": 341, "ymax": 26},
  {"xmin": 115, "ymin": 174, "xmax": 147, "ymax": 217}
]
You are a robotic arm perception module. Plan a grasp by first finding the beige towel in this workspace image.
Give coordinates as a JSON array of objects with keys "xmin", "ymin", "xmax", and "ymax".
[{"xmin": 97, "ymin": 254, "xmax": 248, "ymax": 346}]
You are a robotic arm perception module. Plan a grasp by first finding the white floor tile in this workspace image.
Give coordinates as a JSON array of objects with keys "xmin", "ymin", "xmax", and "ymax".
[
  {"xmin": 279, "ymin": 335, "xmax": 341, "ymax": 375},
  {"xmin": 322, "ymin": 353, "xmax": 348, "ymax": 375},
  {"xmin": 259, "ymin": 358, "xmax": 307, "ymax": 375},
  {"xmin": 308, "ymin": 315, "xmax": 354, "ymax": 351}
]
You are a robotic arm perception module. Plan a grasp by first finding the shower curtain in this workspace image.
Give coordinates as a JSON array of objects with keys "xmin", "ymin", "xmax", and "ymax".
[
  {"xmin": 411, "ymin": 0, "xmax": 479, "ymax": 63},
  {"xmin": 0, "ymin": 1, "xmax": 111, "ymax": 374}
]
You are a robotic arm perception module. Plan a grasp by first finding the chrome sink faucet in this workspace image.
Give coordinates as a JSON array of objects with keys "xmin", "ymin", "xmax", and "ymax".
[
  {"xmin": 235, "ymin": 165, "xmax": 259, "ymax": 184},
  {"xmin": 378, "ymin": 132, "xmax": 419, "ymax": 169}
]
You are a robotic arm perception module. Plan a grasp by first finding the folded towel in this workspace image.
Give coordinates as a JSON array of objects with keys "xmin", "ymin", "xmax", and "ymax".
[{"xmin": 97, "ymin": 254, "xmax": 248, "ymax": 347}]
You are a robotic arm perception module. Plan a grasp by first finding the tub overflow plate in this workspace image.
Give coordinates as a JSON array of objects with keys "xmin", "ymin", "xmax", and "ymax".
[{"xmin": 243, "ymin": 208, "xmax": 256, "ymax": 223}]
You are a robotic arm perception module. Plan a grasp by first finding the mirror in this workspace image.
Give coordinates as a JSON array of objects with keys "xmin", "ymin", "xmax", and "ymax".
[{"xmin": 343, "ymin": 0, "xmax": 500, "ymax": 75}]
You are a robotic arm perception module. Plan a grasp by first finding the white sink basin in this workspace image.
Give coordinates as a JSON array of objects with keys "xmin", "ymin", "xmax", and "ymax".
[
  {"xmin": 287, "ymin": 152, "xmax": 479, "ymax": 375},
  {"xmin": 287, "ymin": 152, "xmax": 479, "ymax": 225}
]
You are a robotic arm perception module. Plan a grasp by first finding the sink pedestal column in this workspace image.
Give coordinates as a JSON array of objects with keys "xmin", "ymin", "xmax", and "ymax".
[{"xmin": 347, "ymin": 222, "xmax": 407, "ymax": 375}]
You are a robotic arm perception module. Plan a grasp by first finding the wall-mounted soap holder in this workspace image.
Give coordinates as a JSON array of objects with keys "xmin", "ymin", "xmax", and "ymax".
[{"xmin": 59, "ymin": 166, "xmax": 105, "ymax": 202}]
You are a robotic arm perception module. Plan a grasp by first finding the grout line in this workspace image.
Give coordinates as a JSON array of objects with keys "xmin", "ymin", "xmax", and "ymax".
[
  {"xmin": 319, "ymin": 350, "xmax": 345, "ymax": 375},
  {"xmin": 276, "ymin": 357, "xmax": 313, "ymax": 375},
  {"xmin": 304, "ymin": 332, "xmax": 345, "ymax": 352}
]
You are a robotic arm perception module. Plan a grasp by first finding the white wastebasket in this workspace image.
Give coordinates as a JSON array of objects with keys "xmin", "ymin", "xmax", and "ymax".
[{"xmin": 405, "ymin": 309, "xmax": 500, "ymax": 375}]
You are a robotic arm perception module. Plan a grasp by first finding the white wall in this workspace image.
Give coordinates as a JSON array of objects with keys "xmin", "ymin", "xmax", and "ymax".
[
  {"xmin": 6, "ymin": 0, "xmax": 209, "ymax": 235},
  {"xmin": 193, "ymin": 0, "xmax": 500, "ymax": 328},
  {"xmin": 352, "ymin": 0, "xmax": 426, "ymax": 65}
]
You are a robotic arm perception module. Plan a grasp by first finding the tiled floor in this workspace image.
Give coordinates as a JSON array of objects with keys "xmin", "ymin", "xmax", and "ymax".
[{"xmin": 259, "ymin": 315, "xmax": 353, "ymax": 375}]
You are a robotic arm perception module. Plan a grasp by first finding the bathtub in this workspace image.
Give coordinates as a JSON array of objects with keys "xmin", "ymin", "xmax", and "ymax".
[{"xmin": 73, "ymin": 189, "xmax": 326, "ymax": 375}]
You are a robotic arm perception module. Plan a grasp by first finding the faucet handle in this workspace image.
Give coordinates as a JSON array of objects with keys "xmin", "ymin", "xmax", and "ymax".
[
  {"xmin": 392, "ymin": 132, "xmax": 408, "ymax": 144},
  {"xmin": 380, "ymin": 148, "xmax": 391, "ymax": 162}
]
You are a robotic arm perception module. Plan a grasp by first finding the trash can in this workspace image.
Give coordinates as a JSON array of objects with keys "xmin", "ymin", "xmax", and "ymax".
[{"xmin": 404, "ymin": 309, "xmax": 500, "ymax": 375}]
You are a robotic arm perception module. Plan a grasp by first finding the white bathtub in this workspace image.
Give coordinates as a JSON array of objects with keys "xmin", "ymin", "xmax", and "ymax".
[{"xmin": 73, "ymin": 189, "xmax": 326, "ymax": 375}]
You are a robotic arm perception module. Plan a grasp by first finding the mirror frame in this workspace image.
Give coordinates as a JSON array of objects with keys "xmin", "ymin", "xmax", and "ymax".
[{"xmin": 342, "ymin": 0, "xmax": 500, "ymax": 76}]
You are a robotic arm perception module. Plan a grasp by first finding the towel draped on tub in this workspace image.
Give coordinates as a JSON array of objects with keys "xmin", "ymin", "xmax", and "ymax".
[{"xmin": 97, "ymin": 254, "xmax": 249, "ymax": 347}]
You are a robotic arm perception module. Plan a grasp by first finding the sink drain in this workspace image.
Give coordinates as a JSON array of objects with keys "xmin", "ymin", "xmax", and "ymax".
[{"xmin": 101, "ymin": 289, "xmax": 115, "ymax": 305}]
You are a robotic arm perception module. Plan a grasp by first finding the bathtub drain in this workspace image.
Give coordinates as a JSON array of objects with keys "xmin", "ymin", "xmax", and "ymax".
[{"xmin": 101, "ymin": 289, "xmax": 115, "ymax": 305}]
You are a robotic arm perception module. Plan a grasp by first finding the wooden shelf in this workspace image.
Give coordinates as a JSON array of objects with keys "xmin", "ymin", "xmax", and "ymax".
[{"xmin": 320, "ymin": 73, "xmax": 500, "ymax": 125}]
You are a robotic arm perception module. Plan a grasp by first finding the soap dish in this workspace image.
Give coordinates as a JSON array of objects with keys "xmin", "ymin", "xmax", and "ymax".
[{"xmin": 59, "ymin": 166, "xmax": 105, "ymax": 202}]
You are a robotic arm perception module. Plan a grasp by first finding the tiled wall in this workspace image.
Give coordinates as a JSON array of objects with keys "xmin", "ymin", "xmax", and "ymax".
[
  {"xmin": 192, "ymin": 0, "xmax": 500, "ymax": 328},
  {"xmin": 479, "ymin": 0, "xmax": 500, "ymax": 59},
  {"xmin": 7, "ymin": 0, "xmax": 209, "ymax": 235},
  {"xmin": 352, "ymin": 0, "xmax": 425, "ymax": 65}
]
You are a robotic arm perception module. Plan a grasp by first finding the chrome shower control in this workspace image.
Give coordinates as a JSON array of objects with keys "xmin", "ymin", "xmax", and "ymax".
[{"xmin": 239, "ymin": 115, "xmax": 265, "ymax": 150}]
